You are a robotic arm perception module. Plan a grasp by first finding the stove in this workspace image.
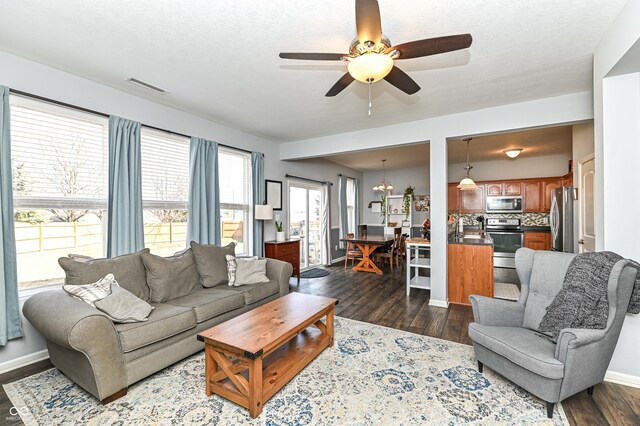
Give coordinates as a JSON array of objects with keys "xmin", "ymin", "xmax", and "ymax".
[{"xmin": 486, "ymin": 218, "xmax": 523, "ymax": 269}]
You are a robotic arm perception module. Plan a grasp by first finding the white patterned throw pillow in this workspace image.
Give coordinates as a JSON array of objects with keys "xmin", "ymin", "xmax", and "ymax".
[
  {"xmin": 225, "ymin": 255, "xmax": 270, "ymax": 286},
  {"xmin": 63, "ymin": 273, "xmax": 119, "ymax": 307}
]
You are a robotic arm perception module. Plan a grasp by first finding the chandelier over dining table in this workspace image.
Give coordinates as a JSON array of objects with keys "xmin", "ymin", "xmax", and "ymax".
[{"xmin": 373, "ymin": 159, "xmax": 393, "ymax": 192}]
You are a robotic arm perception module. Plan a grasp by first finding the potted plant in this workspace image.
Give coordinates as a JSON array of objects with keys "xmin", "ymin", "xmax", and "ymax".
[
  {"xmin": 275, "ymin": 221, "xmax": 285, "ymax": 242},
  {"xmin": 403, "ymin": 186, "xmax": 415, "ymax": 219}
]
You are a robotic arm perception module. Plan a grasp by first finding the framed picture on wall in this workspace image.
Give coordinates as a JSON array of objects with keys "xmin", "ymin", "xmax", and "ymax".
[{"xmin": 266, "ymin": 179, "xmax": 283, "ymax": 210}]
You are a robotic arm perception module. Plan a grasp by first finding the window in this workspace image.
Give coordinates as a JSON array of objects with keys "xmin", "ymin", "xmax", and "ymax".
[
  {"xmin": 346, "ymin": 178, "xmax": 356, "ymax": 234},
  {"xmin": 10, "ymin": 96, "xmax": 108, "ymax": 289},
  {"xmin": 218, "ymin": 147, "xmax": 252, "ymax": 255},
  {"xmin": 140, "ymin": 128, "xmax": 190, "ymax": 256}
]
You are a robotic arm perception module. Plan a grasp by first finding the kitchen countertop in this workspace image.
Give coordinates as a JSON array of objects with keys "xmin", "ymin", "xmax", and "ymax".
[
  {"xmin": 522, "ymin": 226, "xmax": 551, "ymax": 232},
  {"xmin": 448, "ymin": 234, "xmax": 494, "ymax": 246}
]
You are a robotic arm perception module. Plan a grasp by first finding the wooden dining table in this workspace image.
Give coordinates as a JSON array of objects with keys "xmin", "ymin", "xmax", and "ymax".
[{"xmin": 340, "ymin": 234, "xmax": 395, "ymax": 275}]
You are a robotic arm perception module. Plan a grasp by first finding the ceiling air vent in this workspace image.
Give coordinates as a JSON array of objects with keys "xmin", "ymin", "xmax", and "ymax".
[{"xmin": 126, "ymin": 77, "xmax": 168, "ymax": 94}]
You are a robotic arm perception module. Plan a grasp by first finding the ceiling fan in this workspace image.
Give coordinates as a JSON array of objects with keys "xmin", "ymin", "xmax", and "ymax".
[{"xmin": 279, "ymin": 0, "xmax": 472, "ymax": 98}]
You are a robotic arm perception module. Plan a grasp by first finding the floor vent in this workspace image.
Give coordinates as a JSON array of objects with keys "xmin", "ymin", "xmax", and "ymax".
[{"xmin": 126, "ymin": 77, "xmax": 168, "ymax": 94}]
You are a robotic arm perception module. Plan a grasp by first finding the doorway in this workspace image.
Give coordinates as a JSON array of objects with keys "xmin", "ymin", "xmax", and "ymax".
[
  {"xmin": 578, "ymin": 154, "xmax": 595, "ymax": 252},
  {"xmin": 289, "ymin": 181, "xmax": 323, "ymax": 269}
]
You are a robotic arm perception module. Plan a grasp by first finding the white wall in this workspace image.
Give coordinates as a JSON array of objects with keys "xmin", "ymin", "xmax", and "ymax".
[
  {"xmin": 593, "ymin": 0, "xmax": 640, "ymax": 385},
  {"xmin": 448, "ymin": 153, "xmax": 571, "ymax": 183},
  {"xmin": 0, "ymin": 50, "xmax": 362, "ymax": 370},
  {"xmin": 362, "ymin": 165, "xmax": 430, "ymax": 226}
]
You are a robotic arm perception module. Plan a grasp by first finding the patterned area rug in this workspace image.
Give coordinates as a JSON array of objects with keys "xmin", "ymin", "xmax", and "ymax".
[{"xmin": 4, "ymin": 317, "xmax": 567, "ymax": 425}]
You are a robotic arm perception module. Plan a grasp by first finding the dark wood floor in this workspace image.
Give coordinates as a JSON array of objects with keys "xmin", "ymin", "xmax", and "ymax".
[{"xmin": 1, "ymin": 263, "xmax": 638, "ymax": 425}]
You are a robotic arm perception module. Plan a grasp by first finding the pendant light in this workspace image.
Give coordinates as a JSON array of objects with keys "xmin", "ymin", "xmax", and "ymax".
[
  {"xmin": 372, "ymin": 159, "xmax": 394, "ymax": 192},
  {"xmin": 458, "ymin": 138, "xmax": 478, "ymax": 190}
]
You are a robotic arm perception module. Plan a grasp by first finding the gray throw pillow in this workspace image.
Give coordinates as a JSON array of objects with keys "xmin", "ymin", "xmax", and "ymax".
[
  {"xmin": 225, "ymin": 255, "xmax": 270, "ymax": 287},
  {"xmin": 58, "ymin": 249, "xmax": 151, "ymax": 301},
  {"xmin": 190, "ymin": 241, "xmax": 236, "ymax": 287},
  {"xmin": 141, "ymin": 249, "xmax": 200, "ymax": 303},
  {"xmin": 63, "ymin": 273, "xmax": 118, "ymax": 307},
  {"xmin": 94, "ymin": 285, "xmax": 154, "ymax": 323}
]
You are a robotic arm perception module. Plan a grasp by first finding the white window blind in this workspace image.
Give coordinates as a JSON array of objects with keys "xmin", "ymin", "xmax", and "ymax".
[
  {"xmin": 140, "ymin": 128, "xmax": 190, "ymax": 210},
  {"xmin": 219, "ymin": 147, "xmax": 251, "ymax": 208},
  {"xmin": 10, "ymin": 97, "xmax": 108, "ymax": 210}
]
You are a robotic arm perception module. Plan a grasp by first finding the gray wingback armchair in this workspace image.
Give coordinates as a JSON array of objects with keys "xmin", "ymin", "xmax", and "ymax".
[{"xmin": 468, "ymin": 248, "xmax": 637, "ymax": 418}]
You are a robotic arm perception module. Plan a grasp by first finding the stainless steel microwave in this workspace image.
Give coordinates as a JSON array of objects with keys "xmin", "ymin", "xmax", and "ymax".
[{"xmin": 485, "ymin": 196, "xmax": 523, "ymax": 213}]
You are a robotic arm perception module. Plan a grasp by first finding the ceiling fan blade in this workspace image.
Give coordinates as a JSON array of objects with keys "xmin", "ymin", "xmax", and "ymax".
[
  {"xmin": 390, "ymin": 34, "xmax": 473, "ymax": 59},
  {"xmin": 326, "ymin": 73, "xmax": 355, "ymax": 97},
  {"xmin": 384, "ymin": 66, "xmax": 421, "ymax": 95},
  {"xmin": 355, "ymin": 0, "xmax": 382, "ymax": 45},
  {"xmin": 279, "ymin": 52, "xmax": 346, "ymax": 61}
]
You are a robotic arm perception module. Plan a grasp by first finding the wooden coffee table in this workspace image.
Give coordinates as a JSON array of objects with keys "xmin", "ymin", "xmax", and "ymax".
[{"xmin": 197, "ymin": 292, "xmax": 338, "ymax": 418}]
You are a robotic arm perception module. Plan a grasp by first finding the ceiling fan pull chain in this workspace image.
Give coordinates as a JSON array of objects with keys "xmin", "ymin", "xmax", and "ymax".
[{"xmin": 368, "ymin": 78, "xmax": 372, "ymax": 116}]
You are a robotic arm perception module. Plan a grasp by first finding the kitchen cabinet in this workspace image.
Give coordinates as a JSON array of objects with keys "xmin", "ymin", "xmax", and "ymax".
[
  {"xmin": 448, "ymin": 243, "xmax": 494, "ymax": 305},
  {"xmin": 459, "ymin": 185, "xmax": 485, "ymax": 212},
  {"xmin": 485, "ymin": 181, "xmax": 522, "ymax": 196},
  {"xmin": 485, "ymin": 182, "xmax": 503, "ymax": 196},
  {"xmin": 448, "ymin": 183, "xmax": 460, "ymax": 212},
  {"xmin": 524, "ymin": 232, "xmax": 552, "ymax": 251},
  {"xmin": 561, "ymin": 172, "xmax": 573, "ymax": 188},
  {"xmin": 504, "ymin": 181, "xmax": 523, "ymax": 196},
  {"xmin": 523, "ymin": 180, "xmax": 543, "ymax": 212},
  {"xmin": 542, "ymin": 179, "xmax": 562, "ymax": 211}
]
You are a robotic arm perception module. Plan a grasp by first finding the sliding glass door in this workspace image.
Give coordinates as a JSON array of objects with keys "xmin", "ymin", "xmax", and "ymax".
[{"xmin": 289, "ymin": 181, "xmax": 323, "ymax": 269}]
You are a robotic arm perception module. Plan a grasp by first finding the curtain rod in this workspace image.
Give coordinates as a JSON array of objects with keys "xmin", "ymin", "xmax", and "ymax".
[
  {"xmin": 338, "ymin": 173, "xmax": 356, "ymax": 180},
  {"xmin": 285, "ymin": 174, "xmax": 333, "ymax": 186},
  {"xmin": 10, "ymin": 88, "xmax": 252, "ymax": 154}
]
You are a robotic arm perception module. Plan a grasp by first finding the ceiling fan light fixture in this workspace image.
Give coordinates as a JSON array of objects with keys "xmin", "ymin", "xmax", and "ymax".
[
  {"xmin": 347, "ymin": 53, "xmax": 394, "ymax": 83},
  {"xmin": 504, "ymin": 148, "xmax": 523, "ymax": 158}
]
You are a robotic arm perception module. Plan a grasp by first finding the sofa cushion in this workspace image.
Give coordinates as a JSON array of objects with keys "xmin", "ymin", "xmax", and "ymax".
[
  {"xmin": 225, "ymin": 255, "xmax": 270, "ymax": 286},
  {"xmin": 522, "ymin": 251, "xmax": 576, "ymax": 330},
  {"xmin": 59, "ymin": 249, "xmax": 151, "ymax": 301},
  {"xmin": 62, "ymin": 273, "xmax": 118, "ymax": 307},
  {"xmin": 468, "ymin": 323, "xmax": 564, "ymax": 379},
  {"xmin": 141, "ymin": 249, "xmax": 200, "ymax": 303},
  {"xmin": 95, "ymin": 285, "xmax": 155, "ymax": 323},
  {"xmin": 165, "ymin": 288, "xmax": 245, "ymax": 323},
  {"xmin": 190, "ymin": 241, "xmax": 235, "ymax": 287},
  {"xmin": 114, "ymin": 303, "xmax": 196, "ymax": 352},
  {"xmin": 228, "ymin": 279, "xmax": 280, "ymax": 305}
]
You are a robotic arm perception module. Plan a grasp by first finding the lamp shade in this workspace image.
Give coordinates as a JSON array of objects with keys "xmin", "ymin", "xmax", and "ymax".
[
  {"xmin": 457, "ymin": 177, "xmax": 479, "ymax": 190},
  {"xmin": 254, "ymin": 204, "xmax": 273, "ymax": 220}
]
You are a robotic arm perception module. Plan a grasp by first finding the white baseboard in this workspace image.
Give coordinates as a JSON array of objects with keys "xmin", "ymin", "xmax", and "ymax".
[
  {"xmin": 0, "ymin": 349, "xmax": 49, "ymax": 375},
  {"xmin": 429, "ymin": 299, "xmax": 449, "ymax": 308},
  {"xmin": 331, "ymin": 256, "xmax": 346, "ymax": 263},
  {"xmin": 604, "ymin": 370, "xmax": 640, "ymax": 389}
]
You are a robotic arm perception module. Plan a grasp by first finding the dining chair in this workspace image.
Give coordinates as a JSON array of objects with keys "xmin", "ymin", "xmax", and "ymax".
[
  {"xmin": 373, "ymin": 233, "xmax": 400, "ymax": 271},
  {"xmin": 344, "ymin": 232, "xmax": 363, "ymax": 270},
  {"xmin": 395, "ymin": 234, "xmax": 407, "ymax": 269},
  {"xmin": 357, "ymin": 224, "xmax": 368, "ymax": 237}
]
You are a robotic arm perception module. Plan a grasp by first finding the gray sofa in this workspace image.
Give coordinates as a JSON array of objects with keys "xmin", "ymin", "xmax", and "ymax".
[
  {"xmin": 468, "ymin": 248, "xmax": 637, "ymax": 418},
  {"xmin": 23, "ymin": 248, "xmax": 293, "ymax": 404}
]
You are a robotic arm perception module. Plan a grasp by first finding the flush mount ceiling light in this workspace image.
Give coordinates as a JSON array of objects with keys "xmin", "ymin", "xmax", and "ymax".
[
  {"xmin": 458, "ymin": 138, "xmax": 479, "ymax": 191},
  {"xmin": 504, "ymin": 148, "xmax": 523, "ymax": 158},
  {"xmin": 372, "ymin": 159, "xmax": 394, "ymax": 192}
]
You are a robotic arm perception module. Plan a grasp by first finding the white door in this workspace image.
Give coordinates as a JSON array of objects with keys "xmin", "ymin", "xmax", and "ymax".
[
  {"xmin": 578, "ymin": 155, "xmax": 596, "ymax": 252},
  {"xmin": 289, "ymin": 181, "xmax": 323, "ymax": 269}
]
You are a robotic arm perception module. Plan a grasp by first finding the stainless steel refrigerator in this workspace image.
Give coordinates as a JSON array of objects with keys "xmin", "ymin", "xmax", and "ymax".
[{"xmin": 550, "ymin": 187, "xmax": 574, "ymax": 253}]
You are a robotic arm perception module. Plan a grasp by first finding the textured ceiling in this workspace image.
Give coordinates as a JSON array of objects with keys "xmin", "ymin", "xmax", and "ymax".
[
  {"xmin": 0, "ymin": 1, "xmax": 625, "ymax": 142},
  {"xmin": 325, "ymin": 125, "xmax": 573, "ymax": 170}
]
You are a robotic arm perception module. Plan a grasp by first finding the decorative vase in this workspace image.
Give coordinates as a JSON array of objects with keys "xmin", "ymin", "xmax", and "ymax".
[{"xmin": 276, "ymin": 231, "xmax": 285, "ymax": 242}]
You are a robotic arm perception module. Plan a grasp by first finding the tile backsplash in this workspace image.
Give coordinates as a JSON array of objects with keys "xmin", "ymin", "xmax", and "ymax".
[{"xmin": 452, "ymin": 212, "xmax": 550, "ymax": 226}]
